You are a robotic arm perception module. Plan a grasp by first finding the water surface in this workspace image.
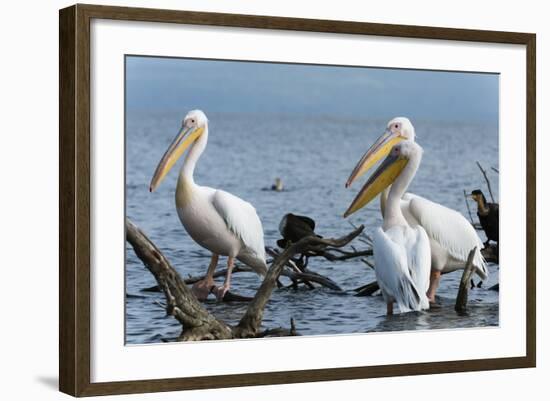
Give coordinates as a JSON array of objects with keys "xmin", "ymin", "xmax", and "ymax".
[{"xmin": 125, "ymin": 111, "xmax": 499, "ymax": 344}]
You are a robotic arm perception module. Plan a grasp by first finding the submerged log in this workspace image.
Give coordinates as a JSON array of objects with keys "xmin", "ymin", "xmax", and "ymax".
[
  {"xmin": 126, "ymin": 218, "xmax": 364, "ymax": 340},
  {"xmin": 454, "ymin": 247, "xmax": 477, "ymax": 315}
]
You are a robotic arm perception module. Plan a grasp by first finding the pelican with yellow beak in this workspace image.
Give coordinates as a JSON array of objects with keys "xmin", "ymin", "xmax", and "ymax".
[
  {"xmin": 345, "ymin": 141, "xmax": 431, "ymax": 314},
  {"xmin": 150, "ymin": 110, "xmax": 267, "ymax": 301},
  {"xmin": 345, "ymin": 117, "xmax": 487, "ymax": 303}
]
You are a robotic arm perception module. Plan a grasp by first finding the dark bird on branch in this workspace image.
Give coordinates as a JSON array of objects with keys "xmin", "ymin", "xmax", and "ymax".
[
  {"xmin": 276, "ymin": 213, "xmax": 321, "ymax": 249},
  {"xmin": 471, "ymin": 189, "xmax": 499, "ymax": 247}
]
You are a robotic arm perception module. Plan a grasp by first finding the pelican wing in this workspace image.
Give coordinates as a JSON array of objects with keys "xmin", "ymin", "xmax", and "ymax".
[
  {"xmin": 406, "ymin": 194, "xmax": 488, "ymax": 279},
  {"xmin": 406, "ymin": 226, "xmax": 431, "ymax": 309},
  {"xmin": 212, "ymin": 190, "xmax": 266, "ymax": 262},
  {"xmin": 373, "ymin": 227, "xmax": 426, "ymax": 313}
]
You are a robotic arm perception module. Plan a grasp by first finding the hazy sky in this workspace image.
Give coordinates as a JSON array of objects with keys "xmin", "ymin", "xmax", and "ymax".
[{"xmin": 126, "ymin": 56, "xmax": 499, "ymax": 122}]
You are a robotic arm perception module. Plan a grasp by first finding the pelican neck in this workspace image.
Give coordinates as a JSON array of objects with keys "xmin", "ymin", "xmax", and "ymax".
[
  {"xmin": 382, "ymin": 149, "xmax": 421, "ymax": 230},
  {"xmin": 180, "ymin": 124, "xmax": 208, "ymax": 183}
]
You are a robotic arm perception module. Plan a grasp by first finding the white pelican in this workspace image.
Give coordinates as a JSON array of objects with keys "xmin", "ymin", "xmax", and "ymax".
[
  {"xmin": 149, "ymin": 110, "xmax": 267, "ymax": 301},
  {"xmin": 345, "ymin": 117, "xmax": 488, "ymax": 303},
  {"xmin": 344, "ymin": 141, "xmax": 431, "ymax": 314}
]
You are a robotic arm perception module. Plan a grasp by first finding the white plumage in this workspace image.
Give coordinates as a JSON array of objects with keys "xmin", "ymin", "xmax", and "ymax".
[
  {"xmin": 347, "ymin": 117, "xmax": 489, "ymax": 302},
  {"xmin": 151, "ymin": 110, "xmax": 267, "ymax": 300},
  {"xmin": 345, "ymin": 140, "xmax": 431, "ymax": 314},
  {"xmin": 402, "ymin": 193, "xmax": 487, "ymax": 279},
  {"xmin": 212, "ymin": 189, "xmax": 267, "ymax": 272},
  {"xmin": 373, "ymin": 225, "xmax": 431, "ymax": 312}
]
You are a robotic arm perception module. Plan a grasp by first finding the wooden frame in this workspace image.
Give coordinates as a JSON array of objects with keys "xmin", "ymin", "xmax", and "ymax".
[{"xmin": 59, "ymin": 3, "xmax": 536, "ymax": 397}]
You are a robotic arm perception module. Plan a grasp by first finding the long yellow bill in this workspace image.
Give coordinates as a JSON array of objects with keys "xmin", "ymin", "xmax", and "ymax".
[
  {"xmin": 149, "ymin": 126, "xmax": 204, "ymax": 192},
  {"xmin": 345, "ymin": 130, "xmax": 405, "ymax": 188},
  {"xmin": 343, "ymin": 153, "xmax": 408, "ymax": 218}
]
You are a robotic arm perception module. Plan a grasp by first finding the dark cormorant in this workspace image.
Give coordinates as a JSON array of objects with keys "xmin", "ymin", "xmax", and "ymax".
[
  {"xmin": 471, "ymin": 189, "xmax": 499, "ymax": 247},
  {"xmin": 276, "ymin": 213, "xmax": 320, "ymax": 248}
]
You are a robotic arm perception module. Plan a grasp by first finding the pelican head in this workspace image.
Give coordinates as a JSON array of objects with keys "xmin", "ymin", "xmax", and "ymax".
[
  {"xmin": 345, "ymin": 117, "xmax": 415, "ymax": 188},
  {"xmin": 344, "ymin": 140, "xmax": 420, "ymax": 217},
  {"xmin": 149, "ymin": 110, "xmax": 208, "ymax": 192}
]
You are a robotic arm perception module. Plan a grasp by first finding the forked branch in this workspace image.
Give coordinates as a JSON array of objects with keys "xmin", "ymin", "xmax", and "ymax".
[
  {"xmin": 234, "ymin": 225, "xmax": 365, "ymax": 337},
  {"xmin": 126, "ymin": 218, "xmax": 364, "ymax": 340},
  {"xmin": 126, "ymin": 219, "xmax": 233, "ymax": 340}
]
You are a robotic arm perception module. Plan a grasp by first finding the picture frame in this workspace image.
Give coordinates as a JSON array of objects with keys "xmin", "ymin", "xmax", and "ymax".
[{"xmin": 59, "ymin": 3, "xmax": 536, "ymax": 397}]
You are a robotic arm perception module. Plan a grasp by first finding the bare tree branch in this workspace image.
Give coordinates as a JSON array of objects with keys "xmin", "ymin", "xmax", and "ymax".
[
  {"xmin": 127, "ymin": 218, "xmax": 364, "ymax": 340},
  {"xmin": 476, "ymin": 161, "xmax": 496, "ymax": 203},
  {"xmin": 319, "ymin": 247, "xmax": 373, "ymax": 261},
  {"xmin": 234, "ymin": 225, "xmax": 365, "ymax": 338},
  {"xmin": 265, "ymin": 247, "xmax": 343, "ymax": 290},
  {"xmin": 126, "ymin": 218, "xmax": 233, "ymax": 341},
  {"xmin": 455, "ymin": 247, "xmax": 477, "ymax": 315},
  {"xmin": 353, "ymin": 280, "xmax": 380, "ymax": 297}
]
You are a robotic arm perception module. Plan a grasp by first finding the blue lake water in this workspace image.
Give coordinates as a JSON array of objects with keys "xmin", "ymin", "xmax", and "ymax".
[{"xmin": 125, "ymin": 111, "xmax": 499, "ymax": 344}]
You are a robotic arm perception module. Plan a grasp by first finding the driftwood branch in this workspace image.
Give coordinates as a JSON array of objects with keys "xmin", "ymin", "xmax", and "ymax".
[
  {"xmin": 476, "ymin": 161, "xmax": 496, "ymax": 203},
  {"xmin": 348, "ymin": 221, "xmax": 374, "ymax": 247},
  {"xmin": 266, "ymin": 247, "xmax": 314, "ymax": 289},
  {"xmin": 127, "ymin": 218, "xmax": 364, "ymax": 340},
  {"xmin": 141, "ymin": 266, "xmax": 255, "ymax": 301},
  {"xmin": 285, "ymin": 270, "xmax": 342, "ymax": 291},
  {"xmin": 283, "ymin": 257, "xmax": 316, "ymax": 289},
  {"xmin": 234, "ymin": 225, "xmax": 364, "ymax": 338},
  {"xmin": 319, "ymin": 248, "xmax": 373, "ymax": 261},
  {"xmin": 126, "ymin": 218, "xmax": 233, "ymax": 341},
  {"xmin": 455, "ymin": 247, "xmax": 477, "ymax": 315},
  {"xmin": 184, "ymin": 265, "xmax": 252, "ymax": 285},
  {"xmin": 353, "ymin": 280, "xmax": 380, "ymax": 297},
  {"xmin": 265, "ymin": 247, "xmax": 343, "ymax": 291},
  {"xmin": 361, "ymin": 258, "xmax": 375, "ymax": 269}
]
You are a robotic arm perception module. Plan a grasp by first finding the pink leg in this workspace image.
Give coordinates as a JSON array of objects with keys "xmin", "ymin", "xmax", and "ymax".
[
  {"xmin": 427, "ymin": 269, "xmax": 441, "ymax": 303},
  {"xmin": 214, "ymin": 256, "xmax": 234, "ymax": 301},
  {"xmin": 192, "ymin": 254, "xmax": 218, "ymax": 301}
]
